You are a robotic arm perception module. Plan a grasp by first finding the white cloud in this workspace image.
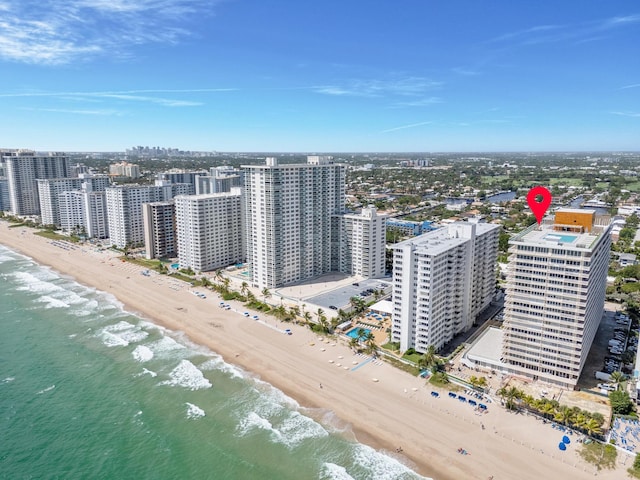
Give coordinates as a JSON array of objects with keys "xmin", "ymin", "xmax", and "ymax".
[
  {"xmin": 0, "ymin": 88, "xmax": 236, "ymax": 108},
  {"xmin": 379, "ymin": 121, "xmax": 433, "ymax": 134},
  {"xmin": 313, "ymin": 77, "xmax": 442, "ymax": 98},
  {"xmin": 393, "ymin": 97, "xmax": 443, "ymax": 107},
  {"xmin": 21, "ymin": 107, "xmax": 122, "ymax": 115},
  {"xmin": 0, "ymin": 0, "xmax": 220, "ymax": 65},
  {"xmin": 611, "ymin": 111, "xmax": 640, "ymax": 118}
]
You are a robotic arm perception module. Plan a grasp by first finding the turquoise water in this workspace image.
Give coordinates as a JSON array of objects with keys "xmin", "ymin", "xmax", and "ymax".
[
  {"xmin": 0, "ymin": 245, "xmax": 426, "ymax": 480},
  {"xmin": 346, "ymin": 328, "xmax": 371, "ymax": 340},
  {"xmin": 171, "ymin": 263, "xmax": 180, "ymax": 269},
  {"xmin": 544, "ymin": 233, "xmax": 577, "ymax": 243}
]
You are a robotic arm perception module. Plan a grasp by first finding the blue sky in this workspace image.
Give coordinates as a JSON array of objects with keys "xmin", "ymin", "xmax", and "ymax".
[{"xmin": 0, "ymin": 0, "xmax": 638, "ymax": 152}]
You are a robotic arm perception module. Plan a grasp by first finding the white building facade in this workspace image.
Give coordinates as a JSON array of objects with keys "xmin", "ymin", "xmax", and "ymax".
[
  {"xmin": 243, "ymin": 157, "xmax": 346, "ymax": 288},
  {"xmin": 332, "ymin": 206, "xmax": 386, "ymax": 278},
  {"xmin": 175, "ymin": 190, "xmax": 243, "ymax": 272},
  {"xmin": 105, "ymin": 185, "xmax": 169, "ymax": 248},
  {"xmin": 4, "ymin": 151, "xmax": 70, "ymax": 216},
  {"xmin": 502, "ymin": 209, "xmax": 612, "ymax": 388},
  {"xmin": 142, "ymin": 201, "xmax": 177, "ymax": 260},
  {"xmin": 391, "ymin": 222, "xmax": 500, "ymax": 353}
]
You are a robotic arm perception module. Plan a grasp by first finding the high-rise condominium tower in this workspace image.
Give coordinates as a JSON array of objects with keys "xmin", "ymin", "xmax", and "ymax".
[
  {"xmin": 392, "ymin": 222, "xmax": 500, "ymax": 353},
  {"xmin": 174, "ymin": 190, "xmax": 243, "ymax": 271},
  {"xmin": 502, "ymin": 209, "xmax": 611, "ymax": 388},
  {"xmin": 3, "ymin": 151, "xmax": 70, "ymax": 216},
  {"xmin": 243, "ymin": 156, "xmax": 346, "ymax": 288}
]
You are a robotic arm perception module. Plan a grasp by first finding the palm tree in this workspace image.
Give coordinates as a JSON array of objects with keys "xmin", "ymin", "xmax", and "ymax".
[
  {"xmin": 261, "ymin": 288, "xmax": 271, "ymax": 304},
  {"xmin": 349, "ymin": 337, "xmax": 360, "ymax": 352},
  {"xmin": 420, "ymin": 345, "xmax": 439, "ymax": 372},
  {"xmin": 245, "ymin": 290, "xmax": 256, "ymax": 304},
  {"xmin": 303, "ymin": 311, "xmax": 312, "ymax": 326},
  {"xmin": 273, "ymin": 305, "xmax": 287, "ymax": 321},
  {"xmin": 363, "ymin": 331, "xmax": 377, "ymax": 356},
  {"xmin": 240, "ymin": 281, "xmax": 249, "ymax": 297},
  {"xmin": 583, "ymin": 418, "xmax": 602, "ymax": 437},
  {"xmin": 221, "ymin": 277, "xmax": 231, "ymax": 293},
  {"xmin": 289, "ymin": 305, "xmax": 300, "ymax": 322},
  {"xmin": 554, "ymin": 405, "xmax": 572, "ymax": 426},
  {"xmin": 609, "ymin": 371, "xmax": 627, "ymax": 391},
  {"xmin": 317, "ymin": 312, "xmax": 329, "ymax": 333}
]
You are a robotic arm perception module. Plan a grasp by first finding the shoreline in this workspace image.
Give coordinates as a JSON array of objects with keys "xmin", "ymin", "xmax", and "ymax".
[{"xmin": 0, "ymin": 224, "xmax": 624, "ymax": 480}]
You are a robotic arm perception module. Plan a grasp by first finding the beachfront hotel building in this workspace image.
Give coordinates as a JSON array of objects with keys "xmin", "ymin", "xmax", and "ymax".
[
  {"xmin": 174, "ymin": 189, "xmax": 243, "ymax": 272},
  {"xmin": 0, "ymin": 178, "xmax": 9, "ymax": 212},
  {"xmin": 501, "ymin": 208, "xmax": 612, "ymax": 388},
  {"xmin": 391, "ymin": 222, "xmax": 500, "ymax": 353},
  {"xmin": 105, "ymin": 185, "xmax": 171, "ymax": 249},
  {"xmin": 243, "ymin": 156, "xmax": 346, "ymax": 288},
  {"xmin": 332, "ymin": 206, "xmax": 387, "ymax": 278},
  {"xmin": 142, "ymin": 201, "xmax": 177, "ymax": 260},
  {"xmin": 3, "ymin": 150, "xmax": 70, "ymax": 216}
]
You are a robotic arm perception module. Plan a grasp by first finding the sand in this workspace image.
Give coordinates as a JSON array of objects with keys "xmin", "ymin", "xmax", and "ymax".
[{"xmin": 0, "ymin": 224, "xmax": 626, "ymax": 480}]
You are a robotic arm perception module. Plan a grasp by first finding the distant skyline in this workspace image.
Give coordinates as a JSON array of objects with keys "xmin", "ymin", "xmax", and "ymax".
[{"xmin": 0, "ymin": 1, "xmax": 639, "ymax": 152}]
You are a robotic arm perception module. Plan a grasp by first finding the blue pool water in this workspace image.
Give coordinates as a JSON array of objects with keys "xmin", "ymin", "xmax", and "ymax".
[
  {"xmin": 346, "ymin": 328, "xmax": 371, "ymax": 339},
  {"xmin": 171, "ymin": 263, "xmax": 180, "ymax": 269},
  {"xmin": 544, "ymin": 233, "xmax": 577, "ymax": 243}
]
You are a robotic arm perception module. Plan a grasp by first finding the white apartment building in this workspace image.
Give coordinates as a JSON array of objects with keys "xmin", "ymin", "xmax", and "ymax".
[
  {"xmin": 38, "ymin": 175, "xmax": 110, "ymax": 227},
  {"xmin": 332, "ymin": 206, "xmax": 386, "ymax": 278},
  {"xmin": 175, "ymin": 190, "xmax": 243, "ymax": 272},
  {"xmin": 4, "ymin": 151, "xmax": 70, "ymax": 216},
  {"xmin": 502, "ymin": 209, "xmax": 612, "ymax": 388},
  {"xmin": 109, "ymin": 162, "xmax": 140, "ymax": 179},
  {"xmin": 58, "ymin": 186, "xmax": 109, "ymax": 239},
  {"xmin": 142, "ymin": 201, "xmax": 177, "ymax": 260},
  {"xmin": 392, "ymin": 222, "xmax": 500, "ymax": 353},
  {"xmin": 82, "ymin": 189, "xmax": 109, "ymax": 239},
  {"xmin": 243, "ymin": 156, "xmax": 346, "ymax": 288},
  {"xmin": 0, "ymin": 178, "xmax": 9, "ymax": 211},
  {"xmin": 105, "ymin": 185, "xmax": 169, "ymax": 248}
]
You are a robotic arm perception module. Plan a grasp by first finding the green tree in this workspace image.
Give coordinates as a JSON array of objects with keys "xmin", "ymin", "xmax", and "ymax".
[
  {"xmin": 240, "ymin": 281, "xmax": 249, "ymax": 297},
  {"xmin": 261, "ymin": 288, "xmax": 271, "ymax": 303},
  {"xmin": 609, "ymin": 371, "xmax": 627, "ymax": 391},
  {"xmin": 609, "ymin": 390, "xmax": 634, "ymax": 415}
]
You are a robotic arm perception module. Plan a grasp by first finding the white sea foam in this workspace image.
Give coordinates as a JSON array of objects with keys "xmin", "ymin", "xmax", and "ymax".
[
  {"xmin": 160, "ymin": 360, "xmax": 211, "ymax": 390},
  {"xmin": 352, "ymin": 444, "xmax": 429, "ymax": 480},
  {"xmin": 100, "ymin": 331, "xmax": 129, "ymax": 347},
  {"xmin": 199, "ymin": 357, "xmax": 244, "ymax": 379},
  {"xmin": 36, "ymin": 385, "xmax": 55, "ymax": 394},
  {"xmin": 135, "ymin": 368, "xmax": 157, "ymax": 378},
  {"xmin": 132, "ymin": 345, "xmax": 154, "ymax": 363},
  {"xmin": 146, "ymin": 336, "xmax": 187, "ymax": 357},
  {"xmin": 186, "ymin": 402, "xmax": 206, "ymax": 419},
  {"xmin": 236, "ymin": 408, "xmax": 328, "ymax": 449},
  {"xmin": 38, "ymin": 295, "xmax": 70, "ymax": 309},
  {"xmin": 320, "ymin": 463, "xmax": 355, "ymax": 480},
  {"xmin": 12, "ymin": 271, "xmax": 61, "ymax": 295},
  {"xmin": 1, "ymin": 377, "xmax": 15, "ymax": 384},
  {"xmin": 276, "ymin": 411, "xmax": 328, "ymax": 447},
  {"xmin": 98, "ymin": 321, "xmax": 148, "ymax": 347},
  {"xmin": 237, "ymin": 411, "xmax": 276, "ymax": 436}
]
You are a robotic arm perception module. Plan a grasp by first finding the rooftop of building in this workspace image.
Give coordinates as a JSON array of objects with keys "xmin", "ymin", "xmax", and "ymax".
[
  {"xmin": 510, "ymin": 209, "xmax": 610, "ymax": 251},
  {"xmin": 394, "ymin": 222, "xmax": 499, "ymax": 256}
]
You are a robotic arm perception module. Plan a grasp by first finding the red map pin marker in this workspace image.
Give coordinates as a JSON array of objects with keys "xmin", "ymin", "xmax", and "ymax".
[{"xmin": 527, "ymin": 186, "xmax": 552, "ymax": 224}]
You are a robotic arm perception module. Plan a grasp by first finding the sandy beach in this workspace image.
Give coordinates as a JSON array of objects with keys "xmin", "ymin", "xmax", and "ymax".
[{"xmin": 0, "ymin": 224, "xmax": 626, "ymax": 480}]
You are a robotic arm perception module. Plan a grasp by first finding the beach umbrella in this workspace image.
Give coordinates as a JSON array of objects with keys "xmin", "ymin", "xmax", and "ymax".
[
  {"xmin": 558, "ymin": 442, "xmax": 566, "ymax": 451},
  {"xmin": 562, "ymin": 435, "xmax": 570, "ymax": 444}
]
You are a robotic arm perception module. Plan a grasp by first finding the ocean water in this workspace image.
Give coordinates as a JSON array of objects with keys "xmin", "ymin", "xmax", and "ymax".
[{"xmin": 0, "ymin": 245, "xmax": 427, "ymax": 480}]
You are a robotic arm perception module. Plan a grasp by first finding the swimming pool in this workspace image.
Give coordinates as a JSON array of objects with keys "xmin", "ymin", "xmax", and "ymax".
[
  {"xmin": 346, "ymin": 327, "xmax": 371, "ymax": 339},
  {"xmin": 544, "ymin": 234, "xmax": 577, "ymax": 243},
  {"xmin": 171, "ymin": 263, "xmax": 180, "ymax": 269}
]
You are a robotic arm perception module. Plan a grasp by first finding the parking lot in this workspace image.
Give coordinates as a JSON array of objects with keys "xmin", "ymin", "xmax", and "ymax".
[
  {"xmin": 578, "ymin": 303, "xmax": 632, "ymax": 389},
  {"xmin": 306, "ymin": 278, "xmax": 392, "ymax": 311}
]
